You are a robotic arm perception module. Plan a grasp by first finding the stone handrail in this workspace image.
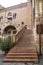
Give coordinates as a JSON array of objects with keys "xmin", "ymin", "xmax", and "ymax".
[{"xmin": 13, "ymin": 25, "xmax": 26, "ymax": 42}]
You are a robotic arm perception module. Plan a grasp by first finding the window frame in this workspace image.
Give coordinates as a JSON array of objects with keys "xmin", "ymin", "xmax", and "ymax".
[{"xmin": 13, "ymin": 13, "xmax": 17, "ymax": 19}]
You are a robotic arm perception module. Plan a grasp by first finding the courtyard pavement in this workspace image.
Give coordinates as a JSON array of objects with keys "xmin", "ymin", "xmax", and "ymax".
[{"xmin": 0, "ymin": 50, "xmax": 43, "ymax": 65}]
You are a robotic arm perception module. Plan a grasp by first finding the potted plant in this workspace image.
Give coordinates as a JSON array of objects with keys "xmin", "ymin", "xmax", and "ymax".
[{"xmin": 1, "ymin": 36, "xmax": 14, "ymax": 55}]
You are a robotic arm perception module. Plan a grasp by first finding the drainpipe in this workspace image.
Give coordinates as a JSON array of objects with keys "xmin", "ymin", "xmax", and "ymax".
[
  {"xmin": 31, "ymin": 0, "xmax": 36, "ymax": 41},
  {"xmin": 34, "ymin": 0, "xmax": 36, "ymax": 42},
  {"xmin": 30, "ymin": 0, "xmax": 33, "ymax": 29}
]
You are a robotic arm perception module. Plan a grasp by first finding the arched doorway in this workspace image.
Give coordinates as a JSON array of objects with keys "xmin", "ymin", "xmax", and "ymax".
[{"xmin": 3, "ymin": 25, "xmax": 17, "ymax": 35}]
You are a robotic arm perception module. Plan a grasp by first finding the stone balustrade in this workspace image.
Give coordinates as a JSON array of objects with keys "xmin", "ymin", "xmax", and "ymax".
[{"xmin": 13, "ymin": 25, "xmax": 26, "ymax": 43}]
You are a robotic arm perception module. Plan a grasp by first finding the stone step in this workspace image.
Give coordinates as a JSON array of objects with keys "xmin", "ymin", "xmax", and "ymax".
[
  {"xmin": 7, "ymin": 53, "xmax": 37, "ymax": 56},
  {"xmin": 9, "ymin": 50, "xmax": 36, "ymax": 53},
  {"xmin": 3, "ymin": 58, "xmax": 38, "ymax": 63},
  {"xmin": 5, "ymin": 55, "xmax": 38, "ymax": 59}
]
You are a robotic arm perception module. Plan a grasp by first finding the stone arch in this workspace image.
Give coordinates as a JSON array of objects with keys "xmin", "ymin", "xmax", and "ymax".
[{"xmin": 3, "ymin": 25, "xmax": 17, "ymax": 35}]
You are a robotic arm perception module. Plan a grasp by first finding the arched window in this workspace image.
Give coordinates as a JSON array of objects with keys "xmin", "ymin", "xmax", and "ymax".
[
  {"xmin": 13, "ymin": 13, "xmax": 17, "ymax": 19},
  {"xmin": 7, "ymin": 12, "xmax": 12, "ymax": 21},
  {"xmin": 8, "ymin": 12, "xmax": 12, "ymax": 16}
]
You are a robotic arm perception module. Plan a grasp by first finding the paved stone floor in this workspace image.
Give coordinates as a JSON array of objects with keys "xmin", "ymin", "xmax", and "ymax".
[{"xmin": 0, "ymin": 50, "xmax": 43, "ymax": 65}]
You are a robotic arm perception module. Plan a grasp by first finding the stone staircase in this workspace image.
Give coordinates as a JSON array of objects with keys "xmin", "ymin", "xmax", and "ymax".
[{"xmin": 3, "ymin": 29, "xmax": 39, "ymax": 63}]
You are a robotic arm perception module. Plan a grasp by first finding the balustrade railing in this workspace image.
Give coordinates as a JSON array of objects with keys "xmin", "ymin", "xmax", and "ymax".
[{"xmin": 13, "ymin": 25, "xmax": 26, "ymax": 42}]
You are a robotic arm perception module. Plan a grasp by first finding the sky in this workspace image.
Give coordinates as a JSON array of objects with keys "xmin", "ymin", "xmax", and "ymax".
[{"xmin": 0, "ymin": 0, "xmax": 27, "ymax": 8}]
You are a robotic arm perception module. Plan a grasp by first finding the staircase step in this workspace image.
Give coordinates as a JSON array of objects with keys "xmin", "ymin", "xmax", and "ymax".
[
  {"xmin": 9, "ymin": 49, "xmax": 37, "ymax": 53},
  {"xmin": 6, "ymin": 57, "xmax": 38, "ymax": 59},
  {"xmin": 3, "ymin": 58, "xmax": 38, "ymax": 63},
  {"xmin": 7, "ymin": 53, "xmax": 37, "ymax": 56},
  {"xmin": 5, "ymin": 56, "xmax": 38, "ymax": 59},
  {"xmin": 9, "ymin": 51, "xmax": 36, "ymax": 53}
]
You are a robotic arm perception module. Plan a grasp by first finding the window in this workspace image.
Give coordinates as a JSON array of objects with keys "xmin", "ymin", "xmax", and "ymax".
[
  {"xmin": 8, "ymin": 12, "xmax": 12, "ymax": 16},
  {"xmin": 7, "ymin": 12, "xmax": 12, "ymax": 21},
  {"xmin": 0, "ymin": 16, "xmax": 3, "ymax": 22},
  {"xmin": 13, "ymin": 30, "xmax": 16, "ymax": 34},
  {"xmin": 13, "ymin": 13, "xmax": 17, "ymax": 19}
]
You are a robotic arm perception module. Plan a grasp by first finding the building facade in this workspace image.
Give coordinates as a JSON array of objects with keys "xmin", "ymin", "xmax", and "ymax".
[
  {"xmin": 35, "ymin": 0, "xmax": 43, "ymax": 54},
  {"xmin": 0, "ymin": 0, "xmax": 43, "ymax": 54},
  {"xmin": 0, "ymin": 0, "xmax": 32, "ymax": 36}
]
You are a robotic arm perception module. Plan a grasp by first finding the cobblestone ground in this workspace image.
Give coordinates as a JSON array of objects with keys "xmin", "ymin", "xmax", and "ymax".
[{"xmin": 0, "ymin": 50, "xmax": 43, "ymax": 65}]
